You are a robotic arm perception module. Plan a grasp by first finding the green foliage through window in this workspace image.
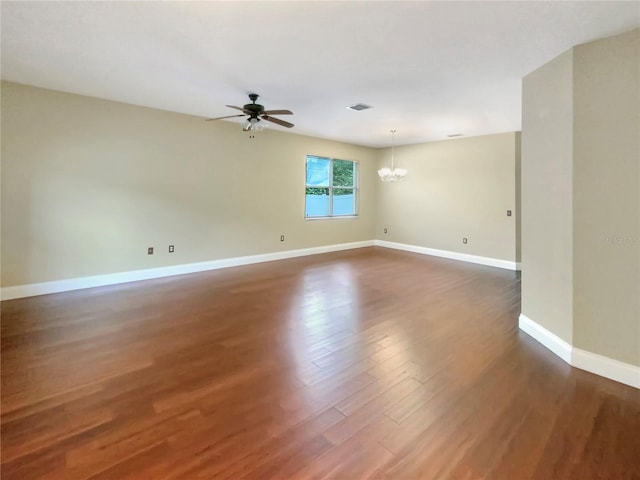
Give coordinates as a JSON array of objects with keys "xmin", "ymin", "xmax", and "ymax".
[{"xmin": 333, "ymin": 160, "xmax": 354, "ymax": 187}]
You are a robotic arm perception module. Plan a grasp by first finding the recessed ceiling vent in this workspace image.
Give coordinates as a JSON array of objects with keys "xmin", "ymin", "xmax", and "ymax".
[{"xmin": 346, "ymin": 103, "xmax": 373, "ymax": 111}]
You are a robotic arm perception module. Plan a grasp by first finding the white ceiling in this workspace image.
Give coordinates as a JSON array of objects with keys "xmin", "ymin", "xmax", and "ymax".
[{"xmin": 1, "ymin": 1, "xmax": 638, "ymax": 147}]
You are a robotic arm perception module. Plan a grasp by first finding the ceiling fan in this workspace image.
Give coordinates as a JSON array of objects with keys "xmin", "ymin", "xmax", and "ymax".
[{"xmin": 206, "ymin": 93, "xmax": 294, "ymax": 132}]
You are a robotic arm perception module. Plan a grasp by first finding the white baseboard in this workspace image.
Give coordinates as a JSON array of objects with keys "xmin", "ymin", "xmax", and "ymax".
[
  {"xmin": 572, "ymin": 348, "xmax": 640, "ymax": 390},
  {"xmin": 1, "ymin": 239, "xmax": 519, "ymax": 300},
  {"xmin": 374, "ymin": 240, "xmax": 519, "ymax": 271},
  {"xmin": 518, "ymin": 314, "xmax": 572, "ymax": 363},
  {"xmin": 519, "ymin": 314, "xmax": 640, "ymax": 389},
  {"xmin": 0, "ymin": 240, "xmax": 374, "ymax": 301}
]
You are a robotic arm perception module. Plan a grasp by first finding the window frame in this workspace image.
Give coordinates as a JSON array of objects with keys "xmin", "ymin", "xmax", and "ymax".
[{"xmin": 304, "ymin": 155, "xmax": 359, "ymax": 220}]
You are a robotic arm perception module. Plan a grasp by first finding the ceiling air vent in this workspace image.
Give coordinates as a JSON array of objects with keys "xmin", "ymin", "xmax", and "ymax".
[{"xmin": 346, "ymin": 103, "xmax": 373, "ymax": 111}]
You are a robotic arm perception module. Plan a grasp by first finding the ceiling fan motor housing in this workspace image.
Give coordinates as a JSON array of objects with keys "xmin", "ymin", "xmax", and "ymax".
[
  {"xmin": 244, "ymin": 93, "xmax": 263, "ymax": 117},
  {"xmin": 244, "ymin": 104, "xmax": 263, "ymax": 116}
]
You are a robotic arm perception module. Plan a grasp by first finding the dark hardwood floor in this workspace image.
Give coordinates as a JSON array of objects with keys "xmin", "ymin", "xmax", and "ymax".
[{"xmin": 2, "ymin": 247, "xmax": 639, "ymax": 479}]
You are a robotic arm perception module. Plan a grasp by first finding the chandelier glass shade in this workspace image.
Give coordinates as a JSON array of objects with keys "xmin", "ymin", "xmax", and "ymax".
[
  {"xmin": 378, "ymin": 129, "xmax": 407, "ymax": 182},
  {"xmin": 377, "ymin": 166, "xmax": 408, "ymax": 182},
  {"xmin": 243, "ymin": 117, "xmax": 267, "ymax": 132}
]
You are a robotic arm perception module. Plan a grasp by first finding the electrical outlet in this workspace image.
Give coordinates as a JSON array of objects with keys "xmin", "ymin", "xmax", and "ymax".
[
  {"xmin": 384, "ymin": 228, "xmax": 388, "ymax": 234},
  {"xmin": 280, "ymin": 235, "xmax": 285, "ymax": 242},
  {"xmin": 169, "ymin": 245, "xmax": 174, "ymax": 253},
  {"xmin": 507, "ymin": 210, "xmax": 512, "ymax": 217},
  {"xmin": 148, "ymin": 247, "xmax": 154, "ymax": 255},
  {"xmin": 463, "ymin": 238, "xmax": 468, "ymax": 244}
]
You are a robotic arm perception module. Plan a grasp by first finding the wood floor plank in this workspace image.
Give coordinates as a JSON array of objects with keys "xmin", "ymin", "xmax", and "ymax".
[{"xmin": 2, "ymin": 246, "xmax": 639, "ymax": 479}]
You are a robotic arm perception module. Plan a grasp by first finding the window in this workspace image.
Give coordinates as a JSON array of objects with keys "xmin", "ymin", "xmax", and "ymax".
[{"xmin": 305, "ymin": 155, "xmax": 357, "ymax": 218}]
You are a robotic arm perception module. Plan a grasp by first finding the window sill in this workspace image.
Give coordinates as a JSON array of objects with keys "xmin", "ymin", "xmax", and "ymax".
[{"xmin": 305, "ymin": 215, "xmax": 359, "ymax": 221}]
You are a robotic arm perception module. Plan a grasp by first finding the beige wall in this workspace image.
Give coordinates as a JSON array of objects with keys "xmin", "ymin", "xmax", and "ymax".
[
  {"xmin": 521, "ymin": 49, "xmax": 574, "ymax": 343},
  {"xmin": 1, "ymin": 82, "xmax": 377, "ymax": 286},
  {"xmin": 572, "ymin": 29, "xmax": 640, "ymax": 365},
  {"xmin": 521, "ymin": 28, "xmax": 639, "ymax": 366},
  {"xmin": 515, "ymin": 132, "xmax": 521, "ymax": 263},
  {"xmin": 376, "ymin": 132, "xmax": 520, "ymax": 262}
]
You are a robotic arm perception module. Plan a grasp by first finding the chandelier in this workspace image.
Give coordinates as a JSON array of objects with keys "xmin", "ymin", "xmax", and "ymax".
[{"xmin": 378, "ymin": 129, "xmax": 407, "ymax": 182}]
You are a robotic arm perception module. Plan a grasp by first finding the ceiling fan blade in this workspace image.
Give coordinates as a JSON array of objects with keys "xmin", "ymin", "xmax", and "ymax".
[
  {"xmin": 226, "ymin": 105, "xmax": 253, "ymax": 115},
  {"xmin": 261, "ymin": 115, "xmax": 294, "ymax": 128},
  {"xmin": 205, "ymin": 114, "xmax": 246, "ymax": 121},
  {"xmin": 261, "ymin": 110, "xmax": 293, "ymax": 115}
]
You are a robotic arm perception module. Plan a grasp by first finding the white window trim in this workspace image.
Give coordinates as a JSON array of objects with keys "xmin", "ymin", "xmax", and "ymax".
[{"xmin": 305, "ymin": 155, "xmax": 359, "ymax": 219}]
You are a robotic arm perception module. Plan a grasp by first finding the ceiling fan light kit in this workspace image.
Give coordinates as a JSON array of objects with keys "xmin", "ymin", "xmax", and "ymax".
[
  {"xmin": 206, "ymin": 93, "xmax": 294, "ymax": 135},
  {"xmin": 378, "ymin": 130, "xmax": 408, "ymax": 182},
  {"xmin": 243, "ymin": 117, "xmax": 266, "ymax": 132}
]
